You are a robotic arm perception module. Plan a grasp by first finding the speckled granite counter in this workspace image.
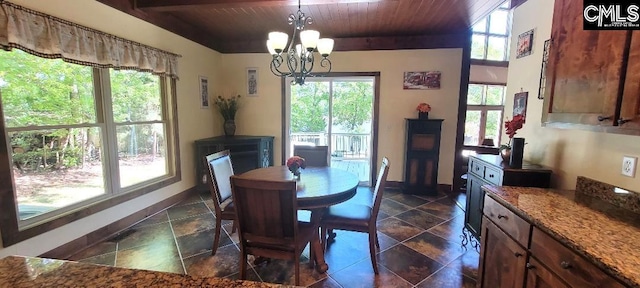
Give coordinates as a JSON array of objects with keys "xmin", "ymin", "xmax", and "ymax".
[
  {"xmin": 0, "ymin": 256, "xmax": 298, "ymax": 288},
  {"xmin": 483, "ymin": 183, "xmax": 640, "ymax": 288}
]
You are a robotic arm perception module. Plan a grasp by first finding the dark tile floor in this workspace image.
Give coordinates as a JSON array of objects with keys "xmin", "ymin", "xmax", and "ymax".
[{"xmin": 68, "ymin": 188, "xmax": 478, "ymax": 287}]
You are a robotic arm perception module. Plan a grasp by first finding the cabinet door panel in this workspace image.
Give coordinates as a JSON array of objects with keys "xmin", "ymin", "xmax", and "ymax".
[
  {"xmin": 465, "ymin": 174, "xmax": 484, "ymax": 238},
  {"xmin": 545, "ymin": 0, "xmax": 627, "ymax": 125},
  {"xmin": 620, "ymin": 31, "xmax": 640, "ymax": 130},
  {"xmin": 478, "ymin": 217, "xmax": 527, "ymax": 288},
  {"xmin": 526, "ymin": 257, "xmax": 570, "ymax": 288}
]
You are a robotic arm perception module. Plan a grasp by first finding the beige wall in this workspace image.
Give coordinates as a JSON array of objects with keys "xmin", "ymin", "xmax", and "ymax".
[
  {"xmin": 221, "ymin": 49, "xmax": 463, "ymax": 183},
  {"xmin": 0, "ymin": 0, "xmax": 221, "ymax": 257},
  {"xmin": 507, "ymin": 0, "xmax": 640, "ymax": 191}
]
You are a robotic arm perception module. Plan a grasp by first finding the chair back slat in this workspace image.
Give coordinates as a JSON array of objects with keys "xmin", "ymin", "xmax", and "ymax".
[
  {"xmin": 205, "ymin": 150, "xmax": 234, "ymax": 207},
  {"xmin": 293, "ymin": 145, "xmax": 329, "ymax": 167},
  {"xmin": 371, "ymin": 157, "xmax": 390, "ymax": 224},
  {"xmin": 231, "ymin": 177, "xmax": 299, "ymax": 250}
]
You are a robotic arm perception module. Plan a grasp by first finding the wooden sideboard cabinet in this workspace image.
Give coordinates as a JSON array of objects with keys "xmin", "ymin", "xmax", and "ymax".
[
  {"xmin": 464, "ymin": 154, "xmax": 551, "ymax": 243},
  {"xmin": 478, "ymin": 195, "xmax": 627, "ymax": 288},
  {"xmin": 404, "ymin": 119, "xmax": 443, "ymax": 196},
  {"xmin": 194, "ymin": 136, "xmax": 274, "ymax": 192}
]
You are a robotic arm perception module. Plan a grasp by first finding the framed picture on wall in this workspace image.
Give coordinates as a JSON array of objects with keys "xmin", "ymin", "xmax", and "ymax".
[
  {"xmin": 247, "ymin": 68, "xmax": 258, "ymax": 96},
  {"xmin": 199, "ymin": 76, "xmax": 209, "ymax": 109},
  {"xmin": 403, "ymin": 71, "xmax": 441, "ymax": 89},
  {"xmin": 513, "ymin": 91, "xmax": 528, "ymax": 122},
  {"xmin": 538, "ymin": 39, "xmax": 551, "ymax": 99},
  {"xmin": 516, "ymin": 29, "xmax": 534, "ymax": 59}
]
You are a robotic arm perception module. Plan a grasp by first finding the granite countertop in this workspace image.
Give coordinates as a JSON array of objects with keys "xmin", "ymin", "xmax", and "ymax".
[
  {"xmin": 0, "ymin": 256, "xmax": 299, "ymax": 288},
  {"xmin": 483, "ymin": 185, "xmax": 640, "ymax": 288}
]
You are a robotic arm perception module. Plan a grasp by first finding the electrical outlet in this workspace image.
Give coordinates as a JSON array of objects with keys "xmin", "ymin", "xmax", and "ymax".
[{"xmin": 622, "ymin": 156, "xmax": 637, "ymax": 177}]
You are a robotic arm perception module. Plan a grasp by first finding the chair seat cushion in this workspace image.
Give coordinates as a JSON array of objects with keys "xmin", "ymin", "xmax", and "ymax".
[{"xmin": 323, "ymin": 202, "xmax": 372, "ymax": 227}]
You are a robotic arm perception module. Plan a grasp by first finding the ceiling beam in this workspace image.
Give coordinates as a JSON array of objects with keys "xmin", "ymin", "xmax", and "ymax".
[
  {"xmin": 216, "ymin": 33, "xmax": 470, "ymax": 53},
  {"xmin": 135, "ymin": 0, "xmax": 389, "ymax": 11}
]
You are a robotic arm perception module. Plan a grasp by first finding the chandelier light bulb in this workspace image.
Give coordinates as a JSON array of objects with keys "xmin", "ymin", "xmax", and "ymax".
[
  {"xmin": 295, "ymin": 44, "xmax": 303, "ymax": 58},
  {"xmin": 317, "ymin": 38, "xmax": 334, "ymax": 57},
  {"xmin": 266, "ymin": 40, "xmax": 277, "ymax": 55},
  {"xmin": 300, "ymin": 30, "xmax": 320, "ymax": 51},
  {"xmin": 268, "ymin": 32, "xmax": 288, "ymax": 52}
]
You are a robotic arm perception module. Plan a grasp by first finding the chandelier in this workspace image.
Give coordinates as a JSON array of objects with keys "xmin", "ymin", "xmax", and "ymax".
[{"xmin": 266, "ymin": 0, "xmax": 334, "ymax": 85}]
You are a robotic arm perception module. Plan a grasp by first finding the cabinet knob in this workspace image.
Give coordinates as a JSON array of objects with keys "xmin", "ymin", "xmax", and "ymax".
[
  {"xmin": 488, "ymin": 174, "xmax": 494, "ymax": 178},
  {"xmin": 618, "ymin": 118, "xmax": 631, "ymax": 126},
  {"xmin": 514, "ymin": 252, "xmax": 523, "ymax": 258},
  {"xmin": 560, "ymin": 261, "xmax": 572, "ymax": 269},
  {"xmin": 526, "ymin": 263, "xmax": 535, "ymax": 269},
  {"xmin": 497, "ymin": 214, "xmax": 508, "ymax": 220},
  {"xmin": 597, "ymin": 115, "xmax": 611, "ymax": 122}
]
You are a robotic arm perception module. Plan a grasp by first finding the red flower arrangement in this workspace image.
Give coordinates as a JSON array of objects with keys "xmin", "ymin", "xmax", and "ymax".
[
  {"xmin": 286, "ymin": 156, "xmax": 306, "ymax": 175},
  {"xmin": 501, "ymin": 114, "xmax": 525, "ymax": 150},
  {"xmin": 416, "ymin": 103, "xmax": 431, "ymax": 113}
]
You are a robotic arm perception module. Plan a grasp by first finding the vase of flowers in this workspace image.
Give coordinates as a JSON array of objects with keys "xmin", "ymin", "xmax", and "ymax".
[
  {"xmin": 416, "ymin": 103, "xmax": 431, "ymax": 119},
  {"xmin": 286, "ymin": 156, "xmax": 306, "ymax": 180},
  {"xmin": 214, "ymin": 95, "xmax": 241, "ymax": 136},
  {"xmin": 501, "ymin": 114, "xmax": 525, "ymax": 165}
]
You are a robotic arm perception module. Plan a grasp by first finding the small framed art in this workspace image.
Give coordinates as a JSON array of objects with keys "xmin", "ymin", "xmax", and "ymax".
[
  {"xmin": 247, "ymin": 68, "xmax": 258, "ymax": 96},
  {"xmin": 199, "ymin": 76, "xmax": 209, "ymax": 108},
  {"xmin": 516, "ymin": 29, "xmax": 534, "ymax": 59},
  {"xmin": 403, "ymin": 71, "xmax": 441, "ymax": 90}
]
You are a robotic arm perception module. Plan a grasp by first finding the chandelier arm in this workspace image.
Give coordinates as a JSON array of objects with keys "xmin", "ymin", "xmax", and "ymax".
[
  {"xmin": 320, "ymin": 57, "xmax": 332, "ymax": 73},
  {"xmin": 270, "ymin": 54, "xmax": 288, "ymax": 77}
]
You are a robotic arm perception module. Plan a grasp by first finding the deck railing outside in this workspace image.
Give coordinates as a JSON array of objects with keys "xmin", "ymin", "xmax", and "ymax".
[{"xmin": 290, "ymin": 132, "xmax": 370, "ymax": 159}]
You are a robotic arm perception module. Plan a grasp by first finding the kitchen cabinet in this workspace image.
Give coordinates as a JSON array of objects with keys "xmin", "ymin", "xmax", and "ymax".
[
  {"xmin": 403, "ymin": 119, "xmax": 443, "ymax": 196},
  {"xmin": 194, "ymin": 136, "xmax": 274, "ymax": 192},
  {"xmin": 543, "ymin": 0, "xmax": 640, "ymax": 132},
  {"xmin": 463, "ymin": 154, "xmax": 551, "ymax": 244},
  {"xmin": 478, "ymin": 193, "xmax": 628, "ymax": 288},
  {"xmin": 477, "ymin": 215, "xmax": 528, "ymax": 288}
]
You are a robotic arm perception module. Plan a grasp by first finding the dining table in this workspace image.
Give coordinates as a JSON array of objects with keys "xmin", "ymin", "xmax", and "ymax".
[{"xmin": 236, "ymin": 165, "xmax": 359, "ymax": 273}]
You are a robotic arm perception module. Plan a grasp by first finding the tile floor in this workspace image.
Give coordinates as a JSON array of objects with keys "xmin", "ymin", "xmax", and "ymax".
[{"xmin": 68, "ymin": 188, "xmax": 479, "ymax": 287}]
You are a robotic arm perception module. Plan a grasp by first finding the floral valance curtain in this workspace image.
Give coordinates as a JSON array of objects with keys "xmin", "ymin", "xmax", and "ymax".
[{"xmin": 0, "ymin": 1, "xmax": 181, "ymax": 79}]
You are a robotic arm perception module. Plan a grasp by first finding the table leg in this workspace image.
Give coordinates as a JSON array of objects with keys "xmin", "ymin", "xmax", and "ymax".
[{"xmin": 309, "ymin": 208, "xmax": 328, "ymax": 273}]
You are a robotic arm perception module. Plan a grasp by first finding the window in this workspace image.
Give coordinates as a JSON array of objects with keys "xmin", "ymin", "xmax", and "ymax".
[
  {"xmin": 0, "ymin": 49, "xmax": 179, "ymax": 241},
  {"xmin": 471, "ymin": 1, "xmax": 511, "ymax": 61},
  {"xmin": 464, "ymin": 84, "xmax": 506, "ymax": 146}
]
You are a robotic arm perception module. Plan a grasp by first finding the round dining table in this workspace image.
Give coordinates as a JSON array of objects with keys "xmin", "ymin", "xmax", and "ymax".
[{"xmin": 236, "ymin": 166, "xmax": 359, "ymax": 273}]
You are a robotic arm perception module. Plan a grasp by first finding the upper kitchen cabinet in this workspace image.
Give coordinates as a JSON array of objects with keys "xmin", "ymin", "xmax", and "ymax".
[
  {"xmin": 618, "ymin": 31, "xmax": 640, "ymax": 131},
  {"xmin": 542, "ymin": 0, "xmax": 640, "ymax": 134}
]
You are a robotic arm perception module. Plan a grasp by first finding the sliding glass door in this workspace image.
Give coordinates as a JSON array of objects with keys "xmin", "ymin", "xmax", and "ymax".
[{"xmin": 285, "ymin": 77, "xmax": 374, "ymax": 186}]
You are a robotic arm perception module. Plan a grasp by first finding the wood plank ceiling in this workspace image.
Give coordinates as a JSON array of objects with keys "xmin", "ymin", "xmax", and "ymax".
[{"xmin": 96, "ymin": 0, "xmax": 511, "ymax": 53}]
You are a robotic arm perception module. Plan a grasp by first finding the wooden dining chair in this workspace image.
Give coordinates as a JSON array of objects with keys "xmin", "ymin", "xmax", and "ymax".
[
  {"xmin": 204, "ymin": 150, "xmax": 237, "ymax": 256},
  {"xmin": 230, "ymin": 176, "xmax": 320, "ymax": 285},
  {"xmin": 293, "ymin": 145, "xmax": 329, "ymax": 167},
  {"xmin": 320, "ymin": 157, "xmax": 390, "ymax": 274}
]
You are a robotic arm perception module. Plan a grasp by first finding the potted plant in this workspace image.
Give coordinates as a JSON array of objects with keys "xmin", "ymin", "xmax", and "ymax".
[
  {"xmin": 286, "ymin": 156, "xmax": 306, "ymax": 180},
  {"xmin": 214, "ymin": 95, "xmax": 241, "ymax": 136},
  {"xmin": 500, "ymin": 114, "xmax": 525, "ymax": 162},
  {"xmin": 416, "ymin": 103, "xmax": 431, "ymax": 119}
]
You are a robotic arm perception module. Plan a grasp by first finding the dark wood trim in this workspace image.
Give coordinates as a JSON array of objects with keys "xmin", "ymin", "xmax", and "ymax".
[
  {"xmin": 280, "ymin": 76, "xmax": 287, "ymax": 165},
  {"xmin": 470, "ymin": 59, "xmax": 509, "ymax": 67},
  {"xmin": 510, "ymin": 0, "xmax": 528, "ymax": 9},
  {"xmin": 40, "ymin": 187, "xmax": 196, "ymax": 260},
  {"xmin": 371, "ymin": 73, "xmax": 381, "ymax": 185},
  {"xmin": 469, "ymin": 81, "xmax": 507, "ymax": 86},
  {"xmin": 0, "ymin": 77, "xmax": 182, "ymax": 247},
  {"xmin": 453, "ymin": 30, "xmax": 473, "ymax": 193},
  {"xmin": 215, "ymin": 33, "xmax": 471, "ymax": 53}
]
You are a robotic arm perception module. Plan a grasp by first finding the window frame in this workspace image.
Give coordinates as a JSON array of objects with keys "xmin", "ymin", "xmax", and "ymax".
[
  {"xmin": 471, "ymin": 2, "xmax": 512, "ymax": 62},
  {"xmin": 0, "ymin": 63, "xmax": 181, "ymax": 246},
  {"xmin": 464, "ymin": 82, "xmax": 507, "ymax": 146}
]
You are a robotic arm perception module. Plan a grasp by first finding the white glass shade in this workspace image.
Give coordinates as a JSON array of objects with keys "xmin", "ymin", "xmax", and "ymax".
[
  {"xmin": 317, "ymin": 38, "xmax": 334, "ymax": 56},
  {"xmin": 300, "ymin": 30, "xmax": 320, "ymax": 50},
  {"xmin": 266, "ymin": 40, "xmax": 277, "ymax": 55},
  {"xmin": 268, "ymin": 32, "xmax": 288, "ymax": 51}
]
